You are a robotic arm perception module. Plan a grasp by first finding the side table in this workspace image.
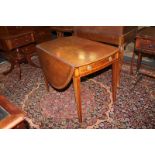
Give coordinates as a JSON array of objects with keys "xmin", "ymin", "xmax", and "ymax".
[
  {"xmin": 130, "ymin": 27, "xmax": 155, "ymax": 76},
  {"xmin": 0, "ymin": 96, "xmax": 25, "ymax": 129},
  {"xmin": 0, "ymin": 30, "xmax": 39, "ymax": 79},
  {"xmin": 37, "ymin": 36, "xmax": 120, "ymax": 123}
]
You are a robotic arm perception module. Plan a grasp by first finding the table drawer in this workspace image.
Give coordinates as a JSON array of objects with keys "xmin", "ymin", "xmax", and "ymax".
[
  {"xmin": 79, "ymin": 54, "xmax": 116, "ymax": 76},
  {"xmin": 10, "ymin": 33, "xmax": 35, "ymax": 49},
  {"xmin": 136, "ymin": 38, "xmax": 155, "ymax": 51}
]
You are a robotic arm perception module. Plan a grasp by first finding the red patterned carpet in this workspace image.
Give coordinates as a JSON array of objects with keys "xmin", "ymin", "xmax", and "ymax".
[{"xmin": 0, "ymin": 60, "xmax": 155, "ymax": 128}]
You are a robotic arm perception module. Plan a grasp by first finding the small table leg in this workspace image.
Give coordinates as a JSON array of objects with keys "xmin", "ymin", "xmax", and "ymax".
[{"xmin": 73, "ymin": 75, "xmax": 82, "ymax": 123}]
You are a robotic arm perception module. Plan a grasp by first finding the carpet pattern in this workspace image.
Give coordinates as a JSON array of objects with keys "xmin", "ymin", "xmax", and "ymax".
[{"xmin": 0, "ymin": 60, "xmax": 155, "ymax": 129}]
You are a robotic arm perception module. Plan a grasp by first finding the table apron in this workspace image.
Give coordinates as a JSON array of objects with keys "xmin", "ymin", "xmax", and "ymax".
[{"xmin": 75, "ymin": 58, "xmax": 119, "ymax": 77}]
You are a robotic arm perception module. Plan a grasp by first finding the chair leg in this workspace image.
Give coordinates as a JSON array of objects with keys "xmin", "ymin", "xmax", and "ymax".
[{"xmin": 57, "ymin": 32, "xmax": 64, "ymax": 38}]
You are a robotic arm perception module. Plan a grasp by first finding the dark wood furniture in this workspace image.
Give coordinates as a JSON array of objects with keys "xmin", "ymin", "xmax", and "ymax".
[
  {"xmin": 130, "ymin": 27, "xmax": 155, "ymax": 75},
  {"xmin": 0, "ymin": 95, "xmax": 25, "ymax": 129},
  {"xmin": 37, "ymin": 36, "xmax": 120, "ymax": 123},
  {"xmin": 0, "ymin": 30, "xmax": 38, "ymax": 79},
  {"xmin": 74, "ymin": 26, "xmax": 138, "ymax": 86},
  {"xmin": 0, "ymin": 26, "xmax": 52, "ymax": 79}
]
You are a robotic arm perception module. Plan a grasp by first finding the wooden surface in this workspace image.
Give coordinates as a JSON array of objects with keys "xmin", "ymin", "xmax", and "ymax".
[
  {"xmin": 37, "ymin": 36, "xmax": 120, "ymax": 122},
  {"xmin": 37, "ymin": 36, "xmax": 118, "ymax": 67},
  {"xmin": 0, "ymin": 96, "xmax": 25, "ymax": 129}
]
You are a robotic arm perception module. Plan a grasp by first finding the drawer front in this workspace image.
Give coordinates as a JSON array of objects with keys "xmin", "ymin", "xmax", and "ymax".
[
  {"xmin": 79, "ymin": 53, "xmax": 117, "ymax": 76},
  {"xmin": 10, "ymin": 33, "xmax": 35, "ymax": 49},
  {"xmin": 136, "ymin": 38, "xmax": 155, "ymax": 51}
]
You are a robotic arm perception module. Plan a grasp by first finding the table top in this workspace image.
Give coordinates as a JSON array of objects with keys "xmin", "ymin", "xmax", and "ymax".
[
  {"xmin": 37, "ymin": 36, "xmax": 119, "ymax": 67},
  {"xmin": 137, "ymin": 27, "xmax": 155, "ymax": 41}
]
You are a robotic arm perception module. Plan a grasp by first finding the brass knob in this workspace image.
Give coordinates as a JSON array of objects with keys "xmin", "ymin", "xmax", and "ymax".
[
  {"xmin": 87, "ymin": 65, "xmax": 92, "ymax": 71},
  {"xmin": 109, "ymin": 56, "xmax": 112, "ymax": 62}
]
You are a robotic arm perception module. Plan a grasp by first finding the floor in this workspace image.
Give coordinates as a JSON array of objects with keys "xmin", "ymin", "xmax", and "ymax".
[{"xmin": 0, "ymin": 57, "xmax": 155, "ymax": 128}]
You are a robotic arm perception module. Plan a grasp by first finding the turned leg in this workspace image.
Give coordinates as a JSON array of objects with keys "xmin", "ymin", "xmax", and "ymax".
[
  {"xmin": 16, "ymin": 62, "xmax": 21, "ymax": 80},
  {"xmin": 112, "ymin": 60, "xmax": 118, "ymax": 102},
  {"xmin": 73, "ymin": 75, "xmax": 82, "ymax": 123}
]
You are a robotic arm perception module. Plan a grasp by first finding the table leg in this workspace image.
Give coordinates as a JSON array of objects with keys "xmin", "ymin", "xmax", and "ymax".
[
  {"xmin": 137, "ymin": 51, "xmax": 142, "ymax": 73},
  {"xmin": 130, "ymin": 50, "xmax": 135, "ymax": 75},
  {"xmin": 112, "ymin": 60, "xmax": 118, "ymax": 102},
  {"xmin": 117, "ymin": 44, "xmax": 124, "ymax": 87},
  {"xmin": 17, "ymin": 62, "xmax": 21, "ymax": 80},
  {"xmin": 43, "ymin": 74, "xmax": 49, "ymax": 92},
  {"xmin": 73, "ymin": 75, "xmax": 82, "ymax": 123}
]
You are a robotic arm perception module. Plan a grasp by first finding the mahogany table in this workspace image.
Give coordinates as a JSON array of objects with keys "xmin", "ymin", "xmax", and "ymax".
[{"xmin": 37, "ymin": 36, "xmax": 120, "ymax": 123}]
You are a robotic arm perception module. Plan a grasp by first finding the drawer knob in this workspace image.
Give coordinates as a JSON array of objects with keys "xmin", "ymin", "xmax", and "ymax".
[
  {"xmin": 87, "ymin": 65, "xmax": 92, "ymax": 71},
  {"xmin": 109, "ymin": 56, "xmax": 112, "ymax": 62}
]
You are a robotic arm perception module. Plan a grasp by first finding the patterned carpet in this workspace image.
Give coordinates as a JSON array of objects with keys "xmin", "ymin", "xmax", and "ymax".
[{"xmin": 0, "ymin": 60, "xmax": 155, "ymax": 129}]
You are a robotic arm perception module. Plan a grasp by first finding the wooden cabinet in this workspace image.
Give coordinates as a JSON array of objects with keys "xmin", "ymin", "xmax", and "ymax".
[{"xmin": 130, "ymin": 27, "xmax": 155, "ymax": 75}]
